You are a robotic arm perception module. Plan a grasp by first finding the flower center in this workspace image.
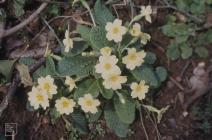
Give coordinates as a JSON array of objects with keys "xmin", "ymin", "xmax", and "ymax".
[
  {"xmin": 104, "ymin": 63, "xmax": 111, "ymax": 70},
  {"xmin": 44, "ymin": 83, "xmax": 50, "ymax": 92},
  {"xmin": 62, "ymin": 101, "xmax": 69, "ymax": 108},
  {"xmin": 110, "ymin": 75, "xmax": 118, "ymax": 82},
  {"xmin": 85, "ymin": 100, "xmax": 93, "ymax": 106},
  {"xmin": 129, "ymin": 54, "xmax": 137, "ymax": 61},
  {"xmin": 36, "ymin": 94, "xmax": 44, "ymax": 102},
  {"xmin": 112, "ymin": 27, "xmax": 120, "ymax": 34}
]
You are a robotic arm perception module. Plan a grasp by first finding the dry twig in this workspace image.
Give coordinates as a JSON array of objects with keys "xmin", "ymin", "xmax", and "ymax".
[{"xmin": 0, "ymin": 2, "xmax": 48, "ymax": 39}]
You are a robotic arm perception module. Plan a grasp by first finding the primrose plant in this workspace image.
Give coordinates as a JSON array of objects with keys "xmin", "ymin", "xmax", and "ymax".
[{"xmin": 24, "ymin": 0, "xmax": 168, "ymax": 137}]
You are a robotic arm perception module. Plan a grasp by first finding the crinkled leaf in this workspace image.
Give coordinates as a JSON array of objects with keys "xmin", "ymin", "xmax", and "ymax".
[
  {"xmin": 131, "ymin": 64, "xmax": 160, "ymax": 88},
  {"xmin": 49, "ymin": 108, "xmax": 61, "ymax": 124},
  {"xmin": 195, "ymin": 47, "xmax": 209, "ymax": 58},
  {"xmin": 155, "ymin": 67, "xmax": 167, "ymax": 82},
  {"xmin": 113, "ymin": 94, "xmax": 136, "ymax": 124},
  {"xmin": 90, "ymin": 26, "xmax": 107, "ymax": 50},
  {"xmin": 97, "ymin": 79, "xmax": 113, "ymax": 99},
  {"xmin": 71, "ymin": 112, "xmax": 88, "ymax": 134},
  {"xmin": 88, "ymin": 109, "xmax": 102, "ymax": 123},
  {"xmin": 94, "ymin": 0, "xmax": 115, "ymax": 26},
  {"xmin": 76, "ymin": 25, "xmax": 91, "ymax": 43},
  {"xmin": 57, "ymin": 56, "xmax": 96, "ymax": 78},
  {"xmin": 74, "ymin": 79, "xmax": 100, "ymax": 100},
  {"xmin": 166, "ymin": 43, "xmax": 180, "ymax": 60},
  {"xmin": 19, "ymin": 57, "xmax": 36, "ymax": 66},
  {"xmin": 144, "ymin": 51, "xmax": 156, "ymax": 64},
  {"xmin": 104, "ymin": 103, "xmax": 129, "ymax": 137},
  {"xmin": 180, "ymin": 43, "xmax": 193, "ymax": 59},
  {"xmin": 63, "ymin": 41, "xmax": 88, "ymax": 56},
  {"xmin": 46, "ymin": 56, "xmax": 57, "ymax": 76}
]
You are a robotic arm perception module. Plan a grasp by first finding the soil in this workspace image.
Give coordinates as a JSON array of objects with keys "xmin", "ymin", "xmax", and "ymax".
[{"xmin": 0, "ymin": 0, "xmax": 212, "ymax": 140}]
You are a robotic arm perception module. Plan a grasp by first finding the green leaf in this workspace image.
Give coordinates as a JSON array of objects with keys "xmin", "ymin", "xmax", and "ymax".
[
  {"xmin": 13, "ymin": 0, "xmax": 25, "ymax": 17},
  {"xmin": 155, "ymin": 67, "xmax": 167, "ymax": 82},
  {"xmin": 88, "ymin": 110, "xmax": 102, "ymax": 122},
  {"xmin": 63, "ymin": 41, "xmax": 88, "ymax": 56},
  {"xmin": 161, "ymin": 23, "xmax": 176, "ymax": 37},
  {"xmin": 19, "ymin": 57, "xmax": 36, "ymax": 66},
  {"xmin": 49, "ymin": 108, "xmax": 61, "ymax": 123},
  {"xmin": 97, "ymin": 79, "xmax": 113, "ymax": 99},
  {"xmin": 104, "ymin": 103, "xmax": 129, "ymax": 137},
  {"xmin": 190, "ymin": 2, "xmax": 206, "ymax": 15},
  {"xmin": 71, "ymin": 112, "xmax": 88, "ymax": 134},
  {"xmin": 48, "ymin": 4, "xmax": 60, "ymax": 15},
  {"xmin": 0, "ymin": 60, "xmax": 16, "ymax": 81},
  {"xmin": 166, "ymin": 43, "xmax": 180, "ymax": 60},
  {"xmin": 131, "ymin": 64, "xmax": 160, "ymax": 88},
  {"xmin": 144, "ymin": 51, "xmax": 156, "ymax": 64},
  {"xmin": 76, "ymin": 25, "xmax": 91, "ymax": 43},
  {"xmin": 113, "ymin": 94, "xmax": 136, "ymax": 124},
  {"xmin": 162, "ymin": 23, "xmax": 191, "ymax": 43},
  {"xmin": 90, "ymin": 26, "xmax": 107, "ymax": 50},
  {"xmin": 94, "ymin": 0, "xmax": 115, "ymax": 26},
  {"xmin": 32, "ymin": 57, "xmax": 57, "ymax": 80},
  {"xmin": 33, "ymin": 66, "xmax": 48, "ymax": 80},
  {"xmin": 180, "ymin": 43, "xmax": 193, "ymax": 59},
  {"xmin": 175, "ymin": 0, "xmax": 188, "ymax": 10},
  {"xmin": 195, "ymin": 47, "xmax": 209, "ymax": 58},
  {"xmin": 74, "ymin": 79, "xmax": 100, "ymax": 100},
  {"xmin": 57, "ymin": 56, "xmax": 96, "ymax": 78},
  {"xmin": 46, "ymin": 56, "xmax": 57, "ymax": 76}
]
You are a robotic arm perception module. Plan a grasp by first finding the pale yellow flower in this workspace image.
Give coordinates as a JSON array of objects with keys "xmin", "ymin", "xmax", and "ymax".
[
  {"xmin": 130, "ymin": 23, "xmax": 141, "ymax": 37},
  {"xmin": 63, "ymin": 30, "xmax": 73, "ymax": 52},
  {"xmin": 105, "ymin": 19, "xmax": 127, "ymax": 42},
  {"xmin": 100, "ymin": 47, "xmax": 112, "ymax": 56},
  {"xmin": 130, "ymin": 80, "xmax": 149, "ymax": 100},
  {"xmin": 38, "ymin": 75, "xmax": 57, "ymax": 99},
  {"xmin": 78, "ymin": 94, "xmax": 100, "ymax": 114},
  {"xmin": 102, "ymin": 72, "xmax": 127, "ymax": 90},
  {"xmin": 140, "ymin": 32, "xmax": 151, "ymax": 45},
  {"xmin": 28, "ymin": 86, "xmax": 49, "ymax": 110},
  {"xmin": 140, "ymin": 5, "xmax": 152, "ymax": 23},
  {"xmin": 55, "ymin": 97, "xmax": 76, "ymax": 115},
  {"xmin": 95, "ymin": 55, "xmax": 121, "ymax": 76},
  {"xmin": 122, "ymin": 48, "xmax": 146, "ymax": 70},
  {"xmin": 65, "ymin": 76, "xmax": 77, "ymax": 92}
]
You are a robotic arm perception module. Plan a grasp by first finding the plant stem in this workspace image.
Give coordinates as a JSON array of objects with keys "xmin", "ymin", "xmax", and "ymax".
[
  {"xmin": 80, "ymin": 0, "xmax": 96, "ymax": 26},
  {"xmin": 41, "ymin": 16, "xmax": 65, "ymax": 48},
  {"xmin": 144, "ymin": 108, "xmax": 162, "ymax": 140},
  {"xmin": 139, "ymin": 107, "xmax": 150, "ymax": 140}
]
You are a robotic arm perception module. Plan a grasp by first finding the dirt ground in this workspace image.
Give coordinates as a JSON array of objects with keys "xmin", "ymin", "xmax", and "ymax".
[{"xmin": 0, "ymin": 0, "xmax": 212, "ymax": 140}]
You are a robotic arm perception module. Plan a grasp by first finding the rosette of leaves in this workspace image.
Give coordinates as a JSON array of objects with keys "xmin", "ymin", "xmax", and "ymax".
[
  {"xmin": 18, "ymin": 0, "xmax": 168, "ymax": 138},
  {"xmin": 161, "ymin": 15, "xmax": 210, "ymax": 60},
  {"xmin": 74, "ymin": 0, "xmax": 167, "ymax": 137}
]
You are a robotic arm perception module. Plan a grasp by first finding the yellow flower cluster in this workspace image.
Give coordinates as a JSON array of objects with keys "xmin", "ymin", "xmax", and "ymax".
[
  {"xmin": 28, "ymin": 75, "xmax": 100, "ymax": 115},
  {"xmin": 95, "ymin": 47, "xmax": 127, "ymax": 90},
  {"xmin": 97, "ymin": 18, "xmax": 151, "ymax": 100}
]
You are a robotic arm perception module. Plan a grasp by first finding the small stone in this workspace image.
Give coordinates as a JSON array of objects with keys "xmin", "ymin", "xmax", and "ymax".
[{"xmin": 183, "ymin": 111, "xmax": 189, "ymax": 117}]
